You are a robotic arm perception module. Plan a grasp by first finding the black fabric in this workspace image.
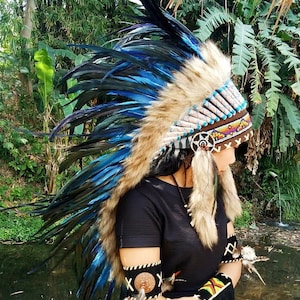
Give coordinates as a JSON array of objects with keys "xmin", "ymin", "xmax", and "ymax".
[
  {"xmin": 115, "ymin": 177, "xmax": 228, "ymax": 298},
  {"xmin": 221, "ymin": 235, "xmax": 242, "ymax": 264}
]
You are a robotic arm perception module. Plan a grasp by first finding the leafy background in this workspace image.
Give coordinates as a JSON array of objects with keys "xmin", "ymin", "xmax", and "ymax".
[{"xmin": 0, "ymin": 0, "xmax": 299, "ymax": 242}]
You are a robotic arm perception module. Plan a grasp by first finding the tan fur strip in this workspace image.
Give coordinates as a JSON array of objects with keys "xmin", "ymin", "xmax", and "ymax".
[
  {"xmin": 189, "ymin": 150, "xmax": 218, "ymax": 249},
  {"xmin": 219, "ymin": 167, "xmax": 242, "ymax": 221}
]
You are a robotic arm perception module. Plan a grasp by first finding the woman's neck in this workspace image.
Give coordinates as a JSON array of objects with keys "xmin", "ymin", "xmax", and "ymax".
[{"xmin": 157, "ymin": 164, "xmax": 193, "ymax": 188}]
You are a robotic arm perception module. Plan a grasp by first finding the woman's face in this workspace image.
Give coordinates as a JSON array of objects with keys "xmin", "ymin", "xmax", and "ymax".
[{"xmin": 212, "ymin": 147, "xmax": 236, "ymax": 174}]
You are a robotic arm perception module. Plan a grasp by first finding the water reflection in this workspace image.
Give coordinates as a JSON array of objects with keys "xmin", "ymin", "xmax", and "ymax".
[
  {"xmin": 236, "ymin": 243, "xmax": 300, "ymax": 299},
  {"xmin": 0, "ymin": 244, "xmax": 77, "ymax": 299},
  {"xmin": 0, "ymin": 242, "xmax": 299, "ymax": 299}
]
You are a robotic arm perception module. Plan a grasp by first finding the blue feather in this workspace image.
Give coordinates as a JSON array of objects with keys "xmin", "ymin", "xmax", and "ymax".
[
  {"xmin": 32, "ymin": 1, "xmax": 210, "ymax": 299},
  {"xmin": 93, "ymin": 262, "xmax": 111, "ymax": 289}
]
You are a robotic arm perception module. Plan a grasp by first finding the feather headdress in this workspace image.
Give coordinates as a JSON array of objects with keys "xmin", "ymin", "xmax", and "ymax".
[{"xmin": 36, "ymin": 0, "xmax": 252, "ymax": 299}]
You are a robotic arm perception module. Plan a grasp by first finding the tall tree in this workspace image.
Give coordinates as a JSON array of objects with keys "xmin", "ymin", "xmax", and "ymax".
[{"xmin": 21, "ymin": 0, "xmax": 36, "ymax": 39}]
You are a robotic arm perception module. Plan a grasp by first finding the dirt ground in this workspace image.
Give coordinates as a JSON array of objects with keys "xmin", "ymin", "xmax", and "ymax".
[{"xmin": 237, "ymin": 221, "xmax": 300, "ymax": 251}]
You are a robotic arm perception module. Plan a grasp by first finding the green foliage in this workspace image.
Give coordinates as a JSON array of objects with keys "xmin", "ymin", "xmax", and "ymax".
[
  {"xmin": 271, "ymin": 97, "xmax": 300, "ymax": 153},
  {"xmin": 0, "ymin": 51, "xmax": 20, "ymax": 102},
  {"xmin": 280, "ymin": 95, "xmax": 300, "ymax": 133},
  {"xmin": 0, "ymin": 1, "xmax": 24, "ymax": 53},
  {"xmin": 33, "ymin": 0, "xmax": 137, "ymax": 50},
  {"xmin": 232, "ymin": 19, "xmax": 255, "ymax": 76},
  {"xmin": 195, "ymin": 6, "xmax": 232, "ymax": 41},
  {"xmin": 251, "ymin": 97, "xmax": 266, "ymax": 129},
  {"xmin": 0, "ymin": 120, "xmax": 45, "ymax": 182},
  {"xmin": 34, "ymin": 49, "xmax": 54, "ymax": 111},
  {"xmin": 238, "ymin": 155, "xmax": 300, "ymax": 221},
  {"xmin": 0, "ymin": 209, "xmax": 44, "ymax": 242},
  {"xmin": 190, "ymin": 0, "xmax": 300, "ymax": 162},
  {"xmin": 267, "ymin": 158, "xmax": 300, "ymax": 221},
  {"xmin": 0, "ymin": 0, "xmax": 142, "ymax": 241},
  {"xmin": 235, "ymin": 200, "xmax": 255, "ymax": 228}
]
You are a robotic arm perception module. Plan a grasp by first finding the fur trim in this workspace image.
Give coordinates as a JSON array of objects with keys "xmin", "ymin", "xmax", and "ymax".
[
  {"xmin": 189, "ymin": 156, "xmax": 242, "ymax": 249},
  {"xmin": 99, "ymin": 41, "xmax": 232, "ymax": 283},
  {"xmin": 219, "ymin": 167, "xmax": 242, "ymax": 221},
  {"xmin": 189, "ymin": 150, "xmax": 218, "ymax": 249}
]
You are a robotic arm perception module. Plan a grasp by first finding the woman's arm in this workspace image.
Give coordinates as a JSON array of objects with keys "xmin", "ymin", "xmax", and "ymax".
[
  {"xmin": 119, "ymin": 247, "xmax": 160, "ymax": 266},
  {"xmin": 186, "ymin": 222, "xmax": 241, "ymax": 300}
]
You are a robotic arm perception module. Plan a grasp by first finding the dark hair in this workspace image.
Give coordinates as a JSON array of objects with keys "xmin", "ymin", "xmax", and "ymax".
[{"xmin": 149, "ymin": 145, "xmax": 193, "ymax": 176}]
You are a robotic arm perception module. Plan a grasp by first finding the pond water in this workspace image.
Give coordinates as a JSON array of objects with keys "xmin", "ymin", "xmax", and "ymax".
[{"xmin": 0, "ymin": 240, "xmax": 299, "ymax": 300}]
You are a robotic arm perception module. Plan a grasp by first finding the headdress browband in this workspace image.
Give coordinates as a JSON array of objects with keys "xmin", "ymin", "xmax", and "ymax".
[{"xmin": 159, "ymin": 79, "xmax": 253, "ymax": 154}]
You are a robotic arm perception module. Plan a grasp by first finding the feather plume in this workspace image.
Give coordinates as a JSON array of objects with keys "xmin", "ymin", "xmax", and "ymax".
[{"xmin": 32, "ymin": 0, "xmax": 238, "ymax": 298}]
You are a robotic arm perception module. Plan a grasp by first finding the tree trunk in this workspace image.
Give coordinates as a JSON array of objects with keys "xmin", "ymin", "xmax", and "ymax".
[
  {"xmin": 21, "ymin": 0, "xmax": 36, "ymax": 39},
  {"xmin": 20, "ymin": 0, "xmax": 36, "ymax": 98}
]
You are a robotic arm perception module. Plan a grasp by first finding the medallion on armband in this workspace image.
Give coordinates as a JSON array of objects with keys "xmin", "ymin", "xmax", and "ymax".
[{"xmin": 123, "ymin": 261, "xmax": 163, "ymax": 299}]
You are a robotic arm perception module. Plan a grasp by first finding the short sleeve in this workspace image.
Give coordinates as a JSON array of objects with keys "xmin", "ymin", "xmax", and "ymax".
[{"xmin": 115, "ymin": 187, "xmax": 162, "ymax": 248}]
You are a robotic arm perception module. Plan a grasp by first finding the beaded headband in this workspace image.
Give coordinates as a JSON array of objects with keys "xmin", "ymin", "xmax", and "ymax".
[{"xmin": 159, "ymin": 80, "xmax": 253, "ymax": 154}]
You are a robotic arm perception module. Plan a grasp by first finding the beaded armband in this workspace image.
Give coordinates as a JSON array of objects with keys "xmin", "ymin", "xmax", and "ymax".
[
  {"xmin": 195, "ymin": 273, "xmax": 234, "ymax": 300},
  {"xmin": 123, "ymin": 261, "xmax": 163, "ymax": 299},
  {"xmin": 220, "ymin": 235, "xmax": 242, "ymax": 264}
]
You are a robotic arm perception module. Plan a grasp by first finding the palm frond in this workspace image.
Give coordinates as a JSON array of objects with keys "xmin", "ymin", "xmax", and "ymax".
[
  {"xmin": 267, "ymin": 35, "xmax": 300, "ymax": 70},
  {"xmin": 278, "ymin": 104, "xmax": 295, "ymax": 152},
  {"xmin": 232, "ymin": 19, "xmax": 255, "ymax": 76},
  {"xmin": 248, "ymin": 49, "xmax": 263, "ymax": 105},
  {"xmin": 266, "ymin": 34, "xmax": 300, "ymax": 96},
  {"xmin": 277, "ymin": 24, "xmax": 300, "ymax": 38},
  {"xmin": 265, "ymin": 91, "xmax": 280, "ymax": 118},
  {"xmin": 256, "ymin": 41, "xmax": 281, "ymax": 117},
  {"xmin": 291, "ymin": 68, "xmax": 300, "ymax": 96},
  {"xmin": 280, "ymin": 94, "xmax": 300, "ymax": 134},
  {"xmin": 251, "ymin": 96, "xmax": 266, "ymax": 130},
  {"xmin": 194, "ymin": 6, "xmax": 232, "ymax": 41}
]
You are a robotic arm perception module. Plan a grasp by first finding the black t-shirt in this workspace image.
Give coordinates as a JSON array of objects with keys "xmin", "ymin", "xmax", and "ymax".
[{"xmin": 115, "ymin": 177, "xmax": 228, "ymax": 298}]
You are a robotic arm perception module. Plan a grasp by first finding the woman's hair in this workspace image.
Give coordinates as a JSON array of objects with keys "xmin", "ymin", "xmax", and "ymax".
[{"xmin": 149, "ymin": 146, "xmax": 194, "ymax": 176}]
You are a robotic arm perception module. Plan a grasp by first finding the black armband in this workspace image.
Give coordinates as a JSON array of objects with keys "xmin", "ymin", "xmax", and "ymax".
[
  {"xmin": 123, "ymin": 261, "xmax": 163, "ymax": 299},
  {"xmin": 196, "ymin": 273, "xmax": 234, "ymax": 300},
  {"xmin": 220, "ymin": 235, "xmax": 242, "ymax": 264}
]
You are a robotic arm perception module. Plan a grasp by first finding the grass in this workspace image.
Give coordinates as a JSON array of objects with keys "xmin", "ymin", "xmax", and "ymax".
[
  {"xmin": 0, "ymin": 208, "xmax": 44, "ymax": 242},
  {"xmin": 0, "ymin": 162, "xmax": 45, "ymax": 243}
]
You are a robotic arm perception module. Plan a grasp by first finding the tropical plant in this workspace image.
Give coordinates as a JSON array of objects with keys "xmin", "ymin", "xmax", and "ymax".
[
  {"xmin": 170, "ymin": 0, "xmax": 300, "ymax": 220},
  {"xmin": 33, "ymin": 43, "xmax": 84, "ymax": 193},
  {"xmin": 177, "ymin": 0, "xmax": 300, "ymax": 174},
  {"xmin": 238, "ymin": 155, "xmax": 300, "ymax": 221}
]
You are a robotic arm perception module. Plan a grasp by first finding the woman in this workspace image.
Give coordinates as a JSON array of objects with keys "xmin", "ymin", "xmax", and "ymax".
[
  {"xmin": 115, "ymin": 145, "xmax": 244, "ymax": 299},
  {"xmin": 38, "ymin": 0, "xmax": 253, "ymax": 299}
]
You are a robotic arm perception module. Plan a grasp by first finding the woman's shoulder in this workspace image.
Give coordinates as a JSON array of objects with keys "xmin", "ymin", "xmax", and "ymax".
[
  {"xmin": 116, "ymin": 178, "xmax": 166, "ymax": 223},
  {"xmin": 127, "ymin": 177, "xmax": 168, "ymax": 195},
  {"xmin": 119, "ymin": 177, "xmax": 174, "ymax": 209}
]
